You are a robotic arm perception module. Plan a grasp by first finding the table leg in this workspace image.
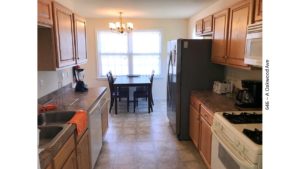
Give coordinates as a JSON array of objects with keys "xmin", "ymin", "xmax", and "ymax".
[
  {"xmin": 114, "ymin": 86, "xmax": 118, "ymax": 114},
  {"xmin": 148, "ymin": 85, "xmax": 151, "ymax": 113}
]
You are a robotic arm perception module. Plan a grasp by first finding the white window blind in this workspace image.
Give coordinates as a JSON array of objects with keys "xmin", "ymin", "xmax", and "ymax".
[{"xmin": 97, "ymin": 31, "xmax": 161, "ymax": 77}]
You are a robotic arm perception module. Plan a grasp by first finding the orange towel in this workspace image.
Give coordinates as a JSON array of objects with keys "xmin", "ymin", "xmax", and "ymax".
[
  {"xmin": 68, "ymin": 110, "xmax": 87, "ymax": 135},
  {"xmin": 39, "ymin": 103, "xmax": 57, "ymax": 113}
]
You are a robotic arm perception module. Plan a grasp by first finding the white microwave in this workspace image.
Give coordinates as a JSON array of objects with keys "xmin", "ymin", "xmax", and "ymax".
[{"xmin": 244, "ymin": 23, "xmax": 262, "ymax": 67}]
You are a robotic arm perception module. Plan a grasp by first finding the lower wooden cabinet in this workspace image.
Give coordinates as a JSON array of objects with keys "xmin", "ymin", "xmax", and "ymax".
[
  {"xmin": 53, "ymin": 134, "xmax": 75, "ymax": 169},
  {"xmin": 199, "ymin": 116, "xmax": 212, "ymax": 168},
  {"xmin": 45, "ymin": 164, "xmax": 53, "ymax": 169},
  {"xmin": 62, "ymin": 151, "xmax": 77, "ymax": 169},
  {"xmin": 189, "ymin": 106, "xmax": 200, "ymax": 148},
  {"xmin": 189, "ymin": 95, "xmax": 213, "ymax": 169},
  {"xmin": 76, "ymin": 131, "xmax": 91, "ymax": 169}
]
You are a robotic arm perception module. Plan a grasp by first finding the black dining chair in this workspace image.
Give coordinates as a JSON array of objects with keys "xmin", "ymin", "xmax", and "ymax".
[
  {"xmin": 106, "ymin": 72, "xmax": 130, "ymax": 113},
  {"xmin": 133, "ymin": 71, "xmax": 154, "ymax": 112}
]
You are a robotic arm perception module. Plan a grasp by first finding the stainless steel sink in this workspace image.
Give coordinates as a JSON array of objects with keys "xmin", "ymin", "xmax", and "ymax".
[
  {"xmin": 38, "ymin": 111, "xmax": 76, "ymax": 125},
  {"xmin": 39, "ymin": 126, "xmax": 63, "ymax": 148}
]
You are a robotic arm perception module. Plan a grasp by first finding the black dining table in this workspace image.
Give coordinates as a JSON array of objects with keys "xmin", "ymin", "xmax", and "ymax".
[{"xmin": 113, "ymin": 75, "xmax": 152, "ymax": 114}]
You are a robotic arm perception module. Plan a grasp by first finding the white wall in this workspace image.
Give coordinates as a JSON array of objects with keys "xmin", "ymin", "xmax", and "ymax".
[
  {"xmin": 38, "ymin": 68, "xmax": 73, "ymax": 98},
  {"xmin": 187, "ymin": 0, "xmax": 262, "ymax": 87},
  {"xmin": 82, "ymin": 18, "xmax": 188, "ymax": 101}
]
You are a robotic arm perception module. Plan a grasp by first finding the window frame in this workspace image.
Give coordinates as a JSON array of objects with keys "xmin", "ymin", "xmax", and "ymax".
[{"xmin": 96, "ymin": 30, "xmax": 162, "ymax": 78}]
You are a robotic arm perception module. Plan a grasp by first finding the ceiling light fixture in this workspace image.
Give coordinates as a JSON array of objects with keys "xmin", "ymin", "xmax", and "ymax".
[{"xmin": 109, "ymin": 12, "xmax": 133, "ymax": 34}]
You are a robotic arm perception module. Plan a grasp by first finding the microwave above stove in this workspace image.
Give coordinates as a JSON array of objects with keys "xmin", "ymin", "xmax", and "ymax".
[{"xmin": 244, "ymin": 22, "xmax": 262, "ymax": 67}]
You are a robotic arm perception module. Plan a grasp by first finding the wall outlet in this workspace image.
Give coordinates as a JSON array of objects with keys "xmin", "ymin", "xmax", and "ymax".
[{"xmin": 39, "ymin": 80, "xmax": 44, "ymax": 90}]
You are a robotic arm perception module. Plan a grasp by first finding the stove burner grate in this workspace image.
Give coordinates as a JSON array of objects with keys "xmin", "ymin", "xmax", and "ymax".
[
  {"xmin": 223, "ymin": 112, "xmax": 262, "ymax": 124},
  {"xmin": 243, "ymin": 128, "xmax": 262, "ymax": 145}
]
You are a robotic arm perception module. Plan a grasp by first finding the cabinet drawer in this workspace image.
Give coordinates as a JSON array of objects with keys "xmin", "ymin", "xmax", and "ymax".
[
  {"xmin": 190, "ymin": 95, "xmax": 201, "ymax": 112},
  {"xmin": 200, "ymin": 106, "xmax": 213, "ymax": 126},
  {"xmin": 53, "ymin": 134, "xmax": 75, "ymax": 169}
]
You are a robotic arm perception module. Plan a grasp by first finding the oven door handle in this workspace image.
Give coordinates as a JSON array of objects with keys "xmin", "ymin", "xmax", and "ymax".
[{"xmin": 212, "ymin": 129, "xmax": 257, "ymax": 169}]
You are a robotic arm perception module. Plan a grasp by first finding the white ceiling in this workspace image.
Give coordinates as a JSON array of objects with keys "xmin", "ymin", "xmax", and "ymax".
[{"xmin": 71, "ymin": 0, "xmax": 218, "ymax": 19}]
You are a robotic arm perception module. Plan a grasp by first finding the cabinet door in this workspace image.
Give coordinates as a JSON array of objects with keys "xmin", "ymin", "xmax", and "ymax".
[
  {"xmin": 77, "ymin": 131, "xmax": 91, "ymax": 169},
  {"xmin": 254, "ymin": 0, "xmax": 262, "ymax": 22},
  {"xmin": 52, "ymin": 2, "xmax": 76, "ymax": 68},
  {"xmin": 199, "ymin": 117, "xmax": 212, "ymax": 168},
  {"xmin": 195, "ymin": 19, "xmax": 203, "ymax": 36},
  {"xmin": 73, "ymin": 14, "xmax": 88, "ymax": 64},
  {"xmin": 53, "ymin": 134, "xmax": 75, "ymax": 169},
  {"xmin": 189, "ymin": 106, "xmax": 200, "ymax": 148},
  {"xmin": 227, "ymin": 0, "xmax": 251, "ymax": 67},
  {"xmin": 62, "ymin": 151, "xmax": 77, "ymax": 169},
  {"xmin": 203, "ymin": 15, "xmax": 213, "ymax": 34},
  {"xmin": 101, "ymin": 99, "xmax": 109, "ymax": 137},
  {"xmin": 38, "ymin": 0, "xmax": 53, "ymax": 26},
  {"xmin": 211, "ymin": 9, "xmax": 230, "ymax": 64}
]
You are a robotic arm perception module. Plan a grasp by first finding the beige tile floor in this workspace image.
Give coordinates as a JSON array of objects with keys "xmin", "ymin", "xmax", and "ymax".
[{"xmin": 94, "ymin": 100, "xmax": 207, "ymax": 169}]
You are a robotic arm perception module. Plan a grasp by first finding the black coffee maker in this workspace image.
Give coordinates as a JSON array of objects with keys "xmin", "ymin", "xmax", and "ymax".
[
  {"xmin": 73, "ymin": 66, "xmax": 88, "ymax": 92},
  {"xmin": 235, "ymin": 80, "xmax": 262, "ymax": 108}
]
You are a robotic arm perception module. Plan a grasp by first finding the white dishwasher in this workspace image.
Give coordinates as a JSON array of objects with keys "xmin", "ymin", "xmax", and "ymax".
[{"xmin": 89, "ymin": 94, "xmax": 106, "ymax": 168}]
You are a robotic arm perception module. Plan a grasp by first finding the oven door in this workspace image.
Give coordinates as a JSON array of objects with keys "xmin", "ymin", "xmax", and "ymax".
[{"xmin": 211, "ymin": 130, "xmax": 260, "ymax": 169}]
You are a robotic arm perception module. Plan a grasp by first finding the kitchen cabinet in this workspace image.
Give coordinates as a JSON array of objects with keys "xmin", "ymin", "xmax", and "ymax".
[
  {"xmin": 189, "ymin": 95, "xmax": 201, "ymax": 148},
  {"xmin": 211, "ymin": 9, "xmax": 230, "ymax": 64},
  {"xmin": 189, "ymin": 106, "xmax": 200, "ymax": 148},
  {"xmin": 38, "ymin": 1, "xmax": 88, "ymax": 70},
  {"xmin": 45, "ymin": 164, "xmax": 53, "ymax": 169},
  {"xmin": 73, "ymin": 14, "xmax": 88, "ymax": 64},
  {"xmin": 189, "ymin": 93, "xmax": 216, "ymax": 169},
  {"xmin": 38, "ymin": 0, "xmax": 53, "ymax": 26},
  {"xmin": 62, "ymin": 151, "xmax": 77, "ymax": 169},
  {"xmin": 76, "ymin": 130, "xmax": 91, "ymax": 169},
  {"xmin": 202, "ymin": 15, "xmax": 213, "ymax": 34},
  {"xmin": 195, "ymin": 19, "xmax": 203, "ymax": 36},
  {"xmin": 253, "ymin": 0, "xmax": 262, "ymax": 22},
  {"xmin": 101, "ymin": 97, "xmax": 109, "ymax": 137},
  {"xmin": 198, "ymin": 106, "xmax": 213, "ymax": 168},
  {"xmin": 52, "ymin": 1, "xmax": 76, "ymax": 68},
  {"xmin": 226, "ymin": 0, "xmax": 251, "ymax": 68},
  {"xmin": 53, "ymin": 134, "xmax": 76, "ymax": 169}
]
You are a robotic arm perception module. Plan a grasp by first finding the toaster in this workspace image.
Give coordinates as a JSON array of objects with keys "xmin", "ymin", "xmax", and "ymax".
[{"xmin": 213, "ymin": 81, "xmax": 232, "ymax": 94}]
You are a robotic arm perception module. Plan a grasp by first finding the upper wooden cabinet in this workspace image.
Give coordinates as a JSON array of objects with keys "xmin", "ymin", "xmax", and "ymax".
[
  {"xmin": 38, "ymin": 1, "xmax": 88, "ymax": 70},
  {"xmin": 253, "ymin": 0, "xmax": 262, "ymax": 22},
  {"xmin": 195, "ymin": 19, "xmax": 203, "ymax": 36},
  {"xmin": 226, "ymin": 0, "xmax": 251, "ymax": 68},
  {"xmin": 202, "ymin": 15, "xmax": 213, "ymax": 34},
  {"xmin": 38, "ymin": 0, "xmax": 53, "ymax": 26},
  {"xmin": 52, "ymin": 2, "xmax": 76, "ymax": 68},
  {"xmin": 73, "ymin": 14, "xmax": 88, "ymax": 64},
  {"xmin": 211, "ymin": 9, "xmax": 230, "ymax": 64},
  {"xmin": 195, "ymin": 15, "xmax": 213, "ymax": 36}
]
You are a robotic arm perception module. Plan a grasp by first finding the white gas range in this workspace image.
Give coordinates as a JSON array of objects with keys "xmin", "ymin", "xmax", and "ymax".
[{"xmin": 211, "ymin": 111, "xmax": 262, "ymax": 169}]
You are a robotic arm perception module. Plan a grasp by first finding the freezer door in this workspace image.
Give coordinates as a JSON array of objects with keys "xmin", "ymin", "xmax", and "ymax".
[{"xmin": 167, "ymin": 40, "xmax": 179, "ymax": 135}]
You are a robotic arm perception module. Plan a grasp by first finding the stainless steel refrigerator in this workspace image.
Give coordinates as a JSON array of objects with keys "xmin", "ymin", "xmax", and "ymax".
[{"xmin": 167, "ymin": 39, "xmax": 224, "ymax": 140}]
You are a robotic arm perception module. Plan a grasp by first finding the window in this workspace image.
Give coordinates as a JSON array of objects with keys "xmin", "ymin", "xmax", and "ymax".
[{"xmin": 97, "ymin": 31, "xmax": 161, "ymax": 77}]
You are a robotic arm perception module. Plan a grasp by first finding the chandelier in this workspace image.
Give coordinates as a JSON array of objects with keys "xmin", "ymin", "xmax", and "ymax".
[{"xmin": 109, "ymin": 12, "xmax": 133, "ymax": 34}]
